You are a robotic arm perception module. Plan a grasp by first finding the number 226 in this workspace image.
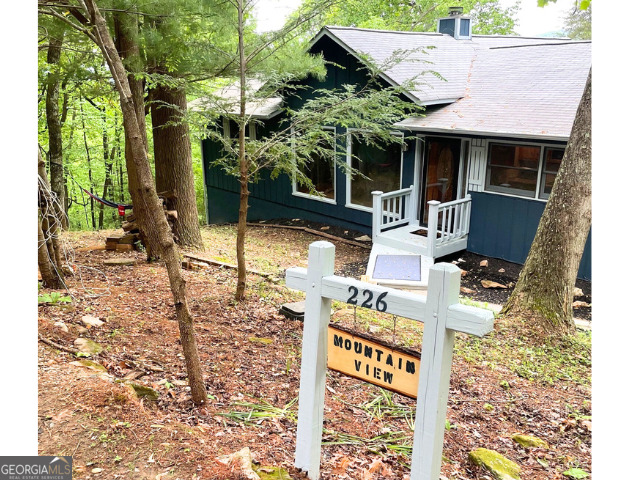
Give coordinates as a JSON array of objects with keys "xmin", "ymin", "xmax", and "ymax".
[{"xmin": 346, "ymin": 286, "xmax": 388, "ymax": 312}]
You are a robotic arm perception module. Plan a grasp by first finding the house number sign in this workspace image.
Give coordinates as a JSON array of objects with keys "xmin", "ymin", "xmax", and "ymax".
[{"xmin": 285, "ymin": 241, "xmax": 494, "ymax": 480}]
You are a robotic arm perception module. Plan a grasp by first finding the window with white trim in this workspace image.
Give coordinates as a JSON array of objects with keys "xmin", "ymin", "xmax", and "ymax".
[
  {"xmin": 485, "ymin": 143, "xmax": 565, "ymax": 199},
  {"xmin": 539, "ymin": 147, "xmax": 564, "ymax": 199},
  {"xmin": 348, "ymin": 132, "xmax": 403, "ymax": 208},
  {"xmin": 293, "ymin": 127, "xmax": 336, "ymax": 202}
]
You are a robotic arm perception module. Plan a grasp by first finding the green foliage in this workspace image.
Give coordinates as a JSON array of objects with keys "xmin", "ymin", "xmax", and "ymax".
[
  {"xmin": 298, "ymin": 0, "xmax": 520, "ymax": 36},
  {"xmin": 563, "ymin": 467, "xmax": 590, "ymax": 479},
  {"xmin": 563, "ymin": 5, "xmax": 591, "ymax": 39},
  {"xmin": 38, "ymin": 291, "xmax": 72, "ymax": 305},
  {"xmin": 454, "ymin": 324, "xmax": 591, "ymax": 385}
]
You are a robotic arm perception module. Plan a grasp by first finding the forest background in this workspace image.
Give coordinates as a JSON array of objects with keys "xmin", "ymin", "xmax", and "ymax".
[{"xmin": 1, "ymin": 1, "xmax": 634, "ymax": 477}]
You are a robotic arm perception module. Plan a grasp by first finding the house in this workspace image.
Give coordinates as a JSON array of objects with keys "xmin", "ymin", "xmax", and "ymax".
[{"xmin": 200, "ymin": 8, "xmax": 592, "ymax": 285}]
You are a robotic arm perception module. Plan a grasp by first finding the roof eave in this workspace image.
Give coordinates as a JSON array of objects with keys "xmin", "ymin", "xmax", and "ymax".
[{"xmin": 393, "ymin": 124, "xmax": 570, "ymax": 142}]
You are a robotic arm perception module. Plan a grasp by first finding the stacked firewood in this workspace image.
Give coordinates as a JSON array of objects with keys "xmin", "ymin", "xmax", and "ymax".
[{"xmin": 105, "ymin": 191, "xmax": 179, "ymax": 251}]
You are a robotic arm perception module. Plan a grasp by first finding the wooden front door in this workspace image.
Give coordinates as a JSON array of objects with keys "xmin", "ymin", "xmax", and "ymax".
[{"xmin": 420, "ymin": 137, "xmax": 461, "ymax": 224}]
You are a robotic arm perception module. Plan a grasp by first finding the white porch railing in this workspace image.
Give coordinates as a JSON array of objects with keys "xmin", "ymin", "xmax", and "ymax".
[
  {"xmin": 371, "ymin": 186, "xmax": 472, "ymax": 259},
  {"xmin": 426, "ymin": 195, "xmax": 472, "ymax": 258},
  {"xmin": 371, "ymin": 185, "xmax": 418, "ymax": 242}
]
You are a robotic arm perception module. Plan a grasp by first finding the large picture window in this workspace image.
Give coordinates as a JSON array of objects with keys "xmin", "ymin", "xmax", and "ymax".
[
  {"xmin": 485, "ymin": 143, "xmax": 564, "ymax": 199},
  {"xmin": 293, "ymin": 127, "xmax": 336, "ymax": 202},
  {"xmin": 348, "ymin": 132, "xmax": 403, "ymax": 209}
]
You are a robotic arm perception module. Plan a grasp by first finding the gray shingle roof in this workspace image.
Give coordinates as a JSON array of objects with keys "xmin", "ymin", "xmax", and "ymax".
[
  {"xmin": 396, "ymin": 42, "xmax": 591, "ymax": 140},
  {"xmin": 314, "ymin": 27, "xmax": 591, "ymax": 140}
]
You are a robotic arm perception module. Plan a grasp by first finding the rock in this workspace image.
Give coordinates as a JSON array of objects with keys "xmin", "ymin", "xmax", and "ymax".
[
  {"xmin": 74, "ymin": 338, "xmax": 103, "ymax": 355},
  {"xmin": 71, "ymin": 359, "xmax": 107, "ymax": 372},
  {"xmin": 512, "ymin": 434, "xmax": 549, "ymax": 449},
  {"xmin": 573, "ymin": 287, "xmax": 584, "ymax": 297},
  {"xmin": 469, "ymin": 448, "xmax": 521, "ymax": 480},
  {"xmin": 255, "ymin": 466, "xmax": 293, "ymax": 480},
  {"xmin": 82, "ymin": 315, "xmax": 104, "ymax": 328},
  {"xmin": 498, "ymin": 268, "xmax": 505, "ymax": 273},
  {"xmin": 104, "ymin": 258, "xmax": 134, "ymax": 266},
  {"xmin": 572, "ymin": 301, "xmax": 590, "ymax": 308},
  {"xmin": 217, "ymin": 447, "xmax": 260, "ymax": 480},
  {"xmin": 481, "ymin": 280, "xmax": 507, "ymax": 289},
  {"xmin": 54, "ymin": 321, "xmax": 69, "ymax": 333},
  {"xmin": 355, "ymin": 235, "xmax": 372, "ymax": 242},
  {"xmin": 127, "ymin": 382, "xmax": 160, "ymax": 402},
  {"xmin": 320, "ymin": 226, "xmax": 330, "ymax": 231},
  {"xmin": 480, "ymin": 260, "xmax": 489, "ymax": 267},
  {"xmin": 91, "ymin": 468, "xmax": 103, "ymax": 474},
  {"xmin": 460, "ymin": 287, "xmax": 475, "ymax": 295}
]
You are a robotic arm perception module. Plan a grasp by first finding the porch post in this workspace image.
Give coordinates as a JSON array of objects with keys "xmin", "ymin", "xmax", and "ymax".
[
  {"xmin": 408, "ymin": 184, "xmax": 418, "ymax": 225},
  {"xmin": 426, "ymin": 200, "xmax": 440, "ymax": 258},
  {"xmin": 372, "ymin": 190, "xmax": 383, "ymax": 242}
]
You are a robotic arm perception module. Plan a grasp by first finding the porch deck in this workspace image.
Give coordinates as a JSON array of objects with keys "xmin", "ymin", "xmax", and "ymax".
[{"xmin": 366, "ymin": 186, "xmax": 472, "ymax": 287}]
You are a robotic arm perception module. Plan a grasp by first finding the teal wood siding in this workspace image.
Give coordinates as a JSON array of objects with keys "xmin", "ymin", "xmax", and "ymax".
[
  {"xmin": 467, "ymin": 192, "xmax": 591, "ymax": 280},
  {"xmin": 202, "ymin": 34, "xmax": 417, "ymax": 234}
]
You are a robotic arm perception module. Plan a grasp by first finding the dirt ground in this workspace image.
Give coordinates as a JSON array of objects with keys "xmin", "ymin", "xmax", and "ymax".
[{"xmin": 37, "ymin": 225, "xmax": 591, "ymax": 479}]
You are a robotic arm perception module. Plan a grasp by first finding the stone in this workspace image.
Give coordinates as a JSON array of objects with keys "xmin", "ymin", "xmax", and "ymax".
[
  {"xmin": 82, "ymin": 315, "xmax": 104, "ymax": 328},
  {"xmin": 512, "ymin": 434, "xmax": 549, "ymax": 449},
  {"xmin": 320, "ymin": 226, "xmax": 330, "ymax": 231},
  {"xmin": 74, "ymin": 338, "xmax": 103, "ymax": 355},
  {"xmin": 217, "ymin": 447, "xmax": 260, "ymax": 480},
  {"xmin": 127, "ymin": 382, "xmax": 160, "ymax": 402},
  {"xmin": 255, "ymin": 466, "xmax": 293, "ymax": 480},
  {"xmin": 573, "ymin": 287, "xmax": 584, "ymax": 297},
  {"xmin": 481, "ymin": 280, "xmax": 508, "ymax": 289},
  {"xmin": 480, "ymin": 260, "xmax": 489, "ymax": 267},
  {"xmin": 54, "ymin": 321, "xmax": 69, "ymax": 333},
  {"xmin": 572, "ymin": 301, "xmax": 590, "ymax": 308},
  {"xmin": 71, "ymin": 360, "xmax": 108, "ymax": 373},
  {"xmin": 460, "ymin": 287, "xmax": 475, "ymax": 295},
  {"xmin": 355, "ymin": 235, "xmax": 372, "ymax": 242},
  {"xmin": 498, "ymin": 268, "xmax": 505, "ymax": 273},
  {"xmin": 469, "ymin": 448, "xmax": 521, "ymax": 480},
  {"xmin": 104, "ymin": 258, "xmax": 134, "ymax": 266}
]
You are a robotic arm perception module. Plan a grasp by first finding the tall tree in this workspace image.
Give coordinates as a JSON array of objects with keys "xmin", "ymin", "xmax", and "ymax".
[
  {"xmin": 197, "ymin": 0, "xmax": 417, "ymax": 300},
  {"xmin": 500, "ymin": 1, "xmax": 592, "ymax": 336},
  {"xmin": 40, "ymin": 0, "xmax": 208, "ymax": 405},
  {"xmin": 149, "ymin": 77, "xmax": 204, "ymax": 248},
  {"xmin": 38, "ymin": 148, "xmax": 65, "ymax": 289},
  {"xmin": 45, "ymin": 28, "xmax": 69, "ymax": 229},
  {"xmin": 564, "ymin": 4, "xmax": 591, "ymax": 39},
  {"xmin": 298, "ymin": 0, "xmax": 519, "ymax": 35}
]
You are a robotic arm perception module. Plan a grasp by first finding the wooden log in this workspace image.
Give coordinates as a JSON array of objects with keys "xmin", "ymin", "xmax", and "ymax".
[
  {"xmin": 182, "ymin": 253, "xmax": 274, "ymax": 280},
  {"xmin": 118, "ymin": 233, "xmax": 138, "ymax": 244},
  {"xmin": 246, "ymin": 223, "xmax": 371, "ymax": 250},
  {"xmin": 122, "ymin": 221, "xmax": 138, "ymax": 232}
]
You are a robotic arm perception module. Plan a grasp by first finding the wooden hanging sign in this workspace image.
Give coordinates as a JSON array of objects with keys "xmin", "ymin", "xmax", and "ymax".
[{"xmin": 327, "ymin": 324, "xmax": 420, "ymax": 399}]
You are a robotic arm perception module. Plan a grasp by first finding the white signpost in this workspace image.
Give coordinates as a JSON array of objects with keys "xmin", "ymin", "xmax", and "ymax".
[{"xmin": 286, "ymin": 241, "xmax": 494, "ymax": 480}]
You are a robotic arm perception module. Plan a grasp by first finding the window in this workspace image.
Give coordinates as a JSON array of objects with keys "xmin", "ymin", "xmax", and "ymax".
[
  {"xmin": 348, "ymin": 132, "xmax": 403, "ymax": 209},
  {"xmin": 539, "ymin": 147, "xmax": 564, "ymax": 199},
  {"xmin": 293, "ymin": 127, "xmax": 336, "ymax": 202},
  {"xmin": 485, "ymin": 143, "xmax": 565, "ymax": 200}
]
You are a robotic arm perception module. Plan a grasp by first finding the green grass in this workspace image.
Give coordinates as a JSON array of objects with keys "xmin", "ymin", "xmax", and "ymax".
[{"xmin": 454, "ymin": 322, "xmax": 591, "ymax": 385}]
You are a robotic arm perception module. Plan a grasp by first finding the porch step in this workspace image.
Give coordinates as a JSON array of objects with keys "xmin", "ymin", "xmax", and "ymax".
[{"xmin": 365, "ymin": 243, "xmax": 434, "ymax": 290}]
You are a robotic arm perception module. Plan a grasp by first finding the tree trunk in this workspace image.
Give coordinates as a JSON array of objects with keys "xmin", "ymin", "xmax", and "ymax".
[
  {"xmin": 501, "ymin": 69, "xmax": 592, "ymax": 337},
  {"xmin": 85, "ymin": 0, "xmax": 207, "ymax": 405},
  {"xmin": 45, "ymin": 32, "xmax": 68, "ymax": 229},
  {"xmin": 99, "ymin": 110, "xmax": 115, "ymax": 229},
  {"xmin": 235, "ymin": 0, "xmax": 249, "ymax": 301},
  {"xmin": 38, "ymin": 148, "xmax": 64, "ymax": 289},
  {"xmin": 113, "ymin": 12, "xmax": 163, "ymax": 258},
  {"xmin": 81, "ymin": 103, "xmax": 97, "ymax": 229},
  {"xmin": 150, "ymin": 80, "xmax": 203, "ymax": 248}
]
